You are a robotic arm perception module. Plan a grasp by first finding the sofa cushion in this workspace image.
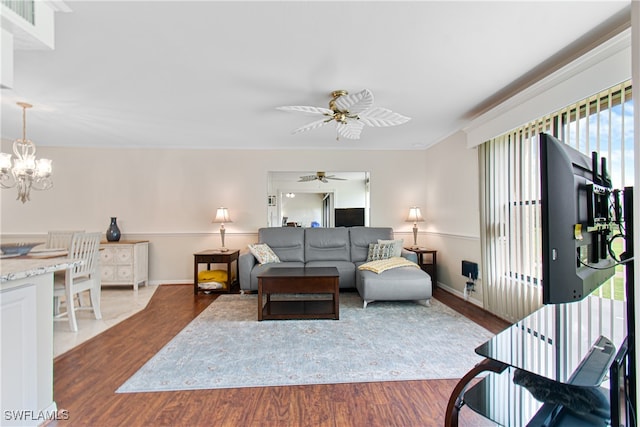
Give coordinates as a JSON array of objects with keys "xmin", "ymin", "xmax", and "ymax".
[
  {"xmin": 249, "ymin": 261, "xmax": 305, "ymax": 291},
  {"xmin": 305, "ymin": 227, "xmax": 350, "ymax": 262},
  {"xmin": 248, "ymin": 243, "xmax": 281, "ymax": 264},
  {"xmin": 259, "ymin": 227, "xmax": 305, "ymax": 262},
  {"xmin": 349, "ymin": 227, "xmax": 394, "ymax": 263},
  {"xmin": 305, "ymin": 260, "xmax": 356, "ymax": 288},
  {"xmin": 356, "ymin": 267, "xmax": 432, "ymax": 302}
]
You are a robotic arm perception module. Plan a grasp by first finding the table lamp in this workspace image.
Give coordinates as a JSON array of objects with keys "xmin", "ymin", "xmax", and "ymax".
[
  {"xmin": 405, "ymin": 207, "xmax": 424, "ymax": 249},
  {"xmin": 213, "ymin": 207, "xmax": 232, "ymax": 252}
]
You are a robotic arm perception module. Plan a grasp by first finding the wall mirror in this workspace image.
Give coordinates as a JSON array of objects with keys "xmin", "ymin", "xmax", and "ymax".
[{"xmin": 267, "ymin": 171, "xmax": 370, "ymax": 228}]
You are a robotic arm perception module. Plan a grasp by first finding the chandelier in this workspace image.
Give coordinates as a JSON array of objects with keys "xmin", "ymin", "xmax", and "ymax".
[{"xmin": 0, "ymin": 102, "xmax": 52, "ymax": 203}]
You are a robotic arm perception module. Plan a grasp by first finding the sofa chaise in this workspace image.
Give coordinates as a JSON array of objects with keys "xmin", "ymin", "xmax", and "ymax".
[{"xmin": 239, "ymin": 227, "xmax": 432, "ymax": 307}]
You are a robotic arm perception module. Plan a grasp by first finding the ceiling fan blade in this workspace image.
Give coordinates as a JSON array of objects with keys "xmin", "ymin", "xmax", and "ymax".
[
  {"xmin": 298, "ymin": 175, "xmax": 318, "ymax": 182},
  {"xmin": 334, "ymin": 89, "xmax": 374, "ymax": 115},
  {"xmin": 325, "ymin": 175, "xmax": 346, "ymax": 180},
  {"xmin": 358, "ymin": 107, "xmax": 411, "ymax": 127},
  {"xmin": 336, "ymin": 120, "xmax": 365, "ymax": 140},
  {"xmin": 276, "ymin": 105, "xmax": 334, "ymax": 116},
  {"xmin": 291, "ymin": 117, "xmax": 333, "ymax": 134}
]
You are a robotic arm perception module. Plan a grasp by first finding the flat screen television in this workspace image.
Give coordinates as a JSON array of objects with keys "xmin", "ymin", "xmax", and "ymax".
[
  {"xmin": 540, "ymin": 133, "xmax": 616, "ymax": 304},
  {"xmin": 334, "ymin": 208, "xmax": 365, "ymax": 227}
]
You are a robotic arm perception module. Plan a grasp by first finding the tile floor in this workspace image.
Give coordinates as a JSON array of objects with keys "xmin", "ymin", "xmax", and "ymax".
[{"xmin": 53, "ymin": 284, "xmax": 158, "ymax": 358}]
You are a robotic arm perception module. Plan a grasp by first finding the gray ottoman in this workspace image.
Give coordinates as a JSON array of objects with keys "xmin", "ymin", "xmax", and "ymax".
[{"xmin": 356, "ymin": 266, "xmax": 432, "ymax": 308}]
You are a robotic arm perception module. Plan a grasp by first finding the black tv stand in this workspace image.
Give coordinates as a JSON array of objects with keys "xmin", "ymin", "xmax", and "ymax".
[
  {"xmin": 446, "ymin": 187, "xmax": 635, "ymax": 427},
  {"xmin": 445, "ymin": 299, "xmax": 628, "ymax": 427},
  {"xmin": 511, "ymin": 337, "xmax": 615, "ymax": 426}
]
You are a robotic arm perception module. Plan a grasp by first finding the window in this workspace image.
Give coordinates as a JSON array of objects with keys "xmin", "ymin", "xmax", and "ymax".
[{"xmin": 481, "ymin": 81, "xmax": 633, "ymax": 322}]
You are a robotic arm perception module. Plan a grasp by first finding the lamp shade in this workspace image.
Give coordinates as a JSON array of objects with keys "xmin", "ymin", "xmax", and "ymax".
[
  {"xmin": 405, "ymin": 207, "xmax": 424, "ymax": 223},
  {"xmin": 213, "ymin": 207, "xmax": 232, "ymax": 223}
]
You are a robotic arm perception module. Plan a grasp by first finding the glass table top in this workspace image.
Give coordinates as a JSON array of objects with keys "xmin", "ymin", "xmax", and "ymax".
[{"xmin": 475, "ymin": 296, "xmax": 627, "ymax": 386}]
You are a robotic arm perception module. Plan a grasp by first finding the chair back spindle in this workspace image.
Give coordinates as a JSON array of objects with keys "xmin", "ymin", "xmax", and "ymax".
[{"xmin": 69, "ymin": 232, "xmax": 101, "ymax": 278}]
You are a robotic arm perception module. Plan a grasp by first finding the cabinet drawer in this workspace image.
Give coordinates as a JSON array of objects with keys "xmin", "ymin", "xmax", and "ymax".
[
  {"xmin": 100, "ymin": 248, "xmax": 115, "ymax": 264},
  {"xmin": 101, "ymin": 265, "xmax": 133, "ymax": 283},
  {"xmin": 101, "ymin": 265, "xmax": 115, "ymax": 281},
  {"xmin": 114, "ymin": 247, "xmax": 133, "ymax": 264},
  {"xmin": 116, "ymin": 265, "xmax": 133, "ymax": 281},
  {"xmin": 100, "ymin": 247, "xmax": 133, "ymax": 265}
]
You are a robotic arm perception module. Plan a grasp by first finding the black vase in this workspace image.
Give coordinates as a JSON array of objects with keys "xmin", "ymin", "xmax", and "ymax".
[{"xmin": 106, "ymin": 217, "xmax": 121, "ymax": 242}]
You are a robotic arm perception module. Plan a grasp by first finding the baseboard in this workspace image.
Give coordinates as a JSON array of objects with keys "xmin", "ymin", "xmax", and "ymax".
[
  {"xmin": 437, "ymin": 282, "xmax": 483, "ymax": 308},
  {"xmin": 150, "ymin": 280, "xmax": 192, "ymax": 286}
]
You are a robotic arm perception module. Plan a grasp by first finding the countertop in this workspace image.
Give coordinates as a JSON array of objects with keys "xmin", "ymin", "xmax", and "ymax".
[{"xmin": 0, "ymin": 258, "xmax": 82, "ymax": 283}]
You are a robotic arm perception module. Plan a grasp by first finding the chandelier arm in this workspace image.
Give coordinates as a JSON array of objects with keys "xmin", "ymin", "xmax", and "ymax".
[
  {"xmin": 30, "ymin": 178, "xmax": 53, "ymax": 191},
  {"xmin": 16, "ymin": 178, "xmax": 31, "ymax": 203}
]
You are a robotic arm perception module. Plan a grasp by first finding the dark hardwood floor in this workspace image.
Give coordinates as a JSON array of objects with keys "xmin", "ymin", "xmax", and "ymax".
[{"xmin": 51, "ymin": 285, "xmax": 509, "ymax": 426}]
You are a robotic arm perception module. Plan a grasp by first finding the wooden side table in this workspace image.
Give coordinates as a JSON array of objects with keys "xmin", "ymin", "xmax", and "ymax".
[
  {"xmin": 405, "ymin": 248, "xmax": 437, "ymax": 287},
  {"xmin": 193, "ymin": 249, "xmax": 239, "ymax": 294}
]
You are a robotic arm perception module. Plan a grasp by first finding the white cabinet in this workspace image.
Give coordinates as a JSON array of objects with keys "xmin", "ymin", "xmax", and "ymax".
[
  {"xmin": 100, "ymin": 240, "xmax": 149, "ymax": 290},
  {"xmin": 0, "ymin": 259, "xmax": 77, "ymax": 426},
  {"xmin": 1, "ymin": 282, "xmax": 38, "ymax": 426}
]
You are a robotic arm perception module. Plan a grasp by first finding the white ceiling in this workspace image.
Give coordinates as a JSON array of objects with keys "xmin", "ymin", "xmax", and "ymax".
[{"xmin": 0, "ymin": 1, "xmax": 632, "ymax": 151}]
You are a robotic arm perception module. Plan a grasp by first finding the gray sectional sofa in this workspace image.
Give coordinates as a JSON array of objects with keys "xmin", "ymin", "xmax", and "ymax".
[{"xmin": 239, "ymin": 227, "xmax": 432, "ymax": 307}]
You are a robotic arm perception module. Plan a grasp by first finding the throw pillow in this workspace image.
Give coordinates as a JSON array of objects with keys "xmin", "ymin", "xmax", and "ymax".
[
  {"xmin": 367, "ymin": 242, "xmax": 394, "ymax": 261},
  {"xmin": 248, "ymin": 243, "xmax": 281, "ymax": 264},
  {"xmin": 377, "ymin": 239, "xmax": 403, "ymax": 257}
]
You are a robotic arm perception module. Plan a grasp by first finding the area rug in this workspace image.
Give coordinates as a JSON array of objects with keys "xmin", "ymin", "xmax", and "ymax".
[{"xmin": 117, "ymin": 293, "xmax": 494, "ymax": 393}]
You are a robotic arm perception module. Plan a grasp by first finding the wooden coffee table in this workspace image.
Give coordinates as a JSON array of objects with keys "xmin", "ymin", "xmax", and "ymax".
[{"xmin": 257, "ymin": 267, "xmax": 340, "ymax": 321}]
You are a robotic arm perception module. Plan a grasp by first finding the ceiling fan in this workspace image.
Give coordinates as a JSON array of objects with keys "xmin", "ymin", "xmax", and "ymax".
[
  {"xmin": 277, "ymin": 89, "xmax": 410, "ymax": 140},
  {"xmin": 298, "ymin": 171, "xmax": 346, "ymax": 183}
]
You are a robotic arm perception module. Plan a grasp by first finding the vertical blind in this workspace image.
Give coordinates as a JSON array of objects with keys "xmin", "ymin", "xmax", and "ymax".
[{"xmin": 480, "ymin": 80, "xmax": 633, "ymax": 322}]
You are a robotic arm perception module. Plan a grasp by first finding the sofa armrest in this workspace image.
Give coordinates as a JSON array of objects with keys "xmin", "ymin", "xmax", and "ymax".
[
  {"xmin": 401, "ymin": 249, "xmax": 418, "ymax": 264},
  {"xmin": 239, "ymin": 251, "xmax": 257, "ymax": 290}
]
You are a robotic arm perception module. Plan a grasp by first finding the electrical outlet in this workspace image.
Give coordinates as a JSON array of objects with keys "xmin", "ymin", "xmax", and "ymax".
[{"xmin": 465, "ymin": 281, "xmax": 475, "ymax": 292}]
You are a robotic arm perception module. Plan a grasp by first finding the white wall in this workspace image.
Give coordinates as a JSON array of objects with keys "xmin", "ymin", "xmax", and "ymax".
[
  {"xmin": 0, "ymin": 145, "xmax": 429, "ymax": 283},
  {"xmin": 423, "ymin": 131, "xmax": 483, "ymax": 304},
  {"xmin": 281, "ymin": 193, "xmax": 323, "ymax": 227}
]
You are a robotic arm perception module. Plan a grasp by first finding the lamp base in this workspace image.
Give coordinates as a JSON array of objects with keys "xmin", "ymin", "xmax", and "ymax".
[{"xmin": 219, "ymin": 226, "xmax": 227, "ymax": 252}]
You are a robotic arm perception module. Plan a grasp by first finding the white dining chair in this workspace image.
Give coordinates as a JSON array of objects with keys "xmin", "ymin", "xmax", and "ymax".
[
  {"xmin": 46, "ymin": 230, "xmax": 84, "ymax": 250},
  {"xmin": 53, "ymin": 232, "xmax": 102, "ymax": 332},
  {"xmin": 49, "ymin": 230, "xmax": 85, "ymax": 312}
]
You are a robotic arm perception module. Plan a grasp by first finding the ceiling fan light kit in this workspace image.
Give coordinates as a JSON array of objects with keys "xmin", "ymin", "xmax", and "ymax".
[
  {"xmin": 277, "ymin": 89, "xmax": 410, "ymax": 140},
  {"xmin": 298, "ymin": 171, "xmax": 346, "ymax": 183}
]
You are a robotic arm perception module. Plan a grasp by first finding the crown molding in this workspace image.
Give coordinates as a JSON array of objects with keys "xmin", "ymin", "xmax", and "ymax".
[{"xmin": 464, "ymin": 27, "xmax": 631, "ymax": 147}]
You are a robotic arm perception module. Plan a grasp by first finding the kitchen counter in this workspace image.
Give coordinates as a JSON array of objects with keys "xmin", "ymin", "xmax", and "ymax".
[
  {"xmin": 0, "ymin": 257, "xmax": 81, "ymax": 426},
  {"xmin": 1, "ymin": 258, "xmax": 81, "ymax": 283}
]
